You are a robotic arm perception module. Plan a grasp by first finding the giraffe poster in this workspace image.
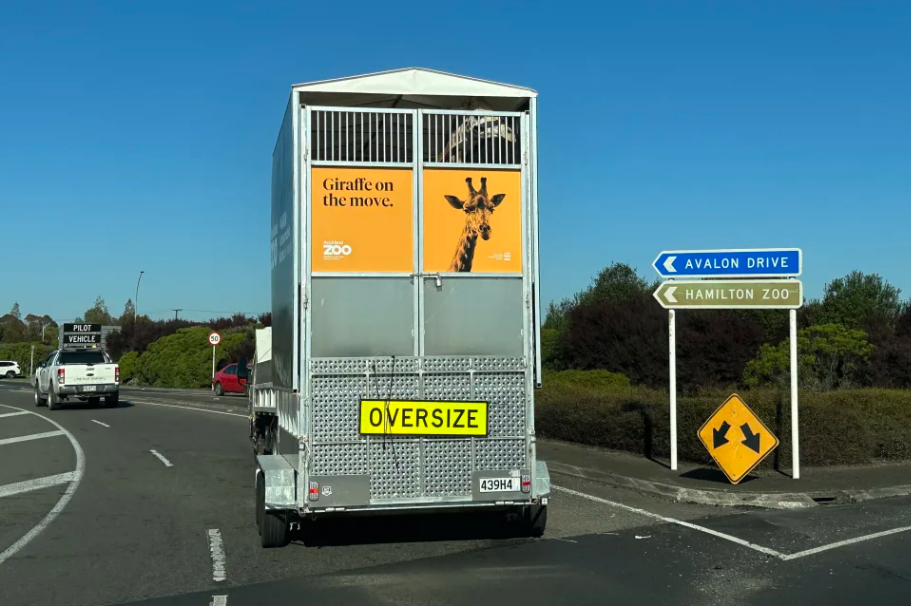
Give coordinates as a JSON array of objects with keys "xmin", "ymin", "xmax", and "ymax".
[
  {"xmin": 422, "ymin": 169, "xmax": 523, "ymax": 274},
  {"xmin": 310, "ymin": 167, "xmax": 414, "ymax": 273}
]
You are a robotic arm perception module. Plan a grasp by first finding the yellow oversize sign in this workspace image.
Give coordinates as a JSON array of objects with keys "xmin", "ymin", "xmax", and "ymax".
[
  {"xmin": 697, "ymin": 393, "xmax": 779, "ymax": 485},
  {"xmin": 359, "ymin": 400, "xmax": 488, "ymax": 437}
]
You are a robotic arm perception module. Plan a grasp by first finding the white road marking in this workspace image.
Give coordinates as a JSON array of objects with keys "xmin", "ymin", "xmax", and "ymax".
[
  {"xmin": 553, "ymin": 485, "xmax": 787, "ymax": 559},
  {"xmin": 0, "ymin": 472, "xmax": 76, "ymax": 499},
  {"xmin": 780, "ymin": 525, "xmax": 911, "ymax": 561},
  {"xmin": 91, "ymin": 420, "xmax": 110, "ymax": 428},
  {"xmin": 0, "ymin": 405, "xmax": 85, "ymax": 567},
  {"xmin": 210, "ymin": 596, "xmax": 228, "ymax": 606},
  {"xmin": 150, "ymin": 449, "xmax": 173, "ymax": 467},
  {"xmin": 0, "ymin": 430, "xmax": 65, "ymax": 447},
  {"xmin": 555, "ymin": 484, "xmax": 911, "ymax": 562},
  {"xmin": 130, "ymin": 398, "xmax": 247, "ymax": 419},
  {"xmin": 207, "ymin": 529, "xmax": 227, "ymax": 582},
  {"xmin": 0, "ymin": 410, "xmax": 29, "ymax": 419}
]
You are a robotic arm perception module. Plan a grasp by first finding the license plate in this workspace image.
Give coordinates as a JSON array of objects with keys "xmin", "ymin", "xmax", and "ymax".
[
  {"xmin": 82, "ymin": 386, "xmax": 97, "ymax": 392},
  {"xmin": 479, "ymin": 477, "xmax": 519, "ymax": 493}
]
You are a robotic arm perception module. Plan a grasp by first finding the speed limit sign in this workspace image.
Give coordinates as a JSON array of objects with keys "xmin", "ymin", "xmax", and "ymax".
[{"xmin": 208, "ymin": 331, "xmax": 221, "ymax": 347}]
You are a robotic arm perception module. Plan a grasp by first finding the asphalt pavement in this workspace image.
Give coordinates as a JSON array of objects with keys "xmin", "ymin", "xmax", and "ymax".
[{"xmin": 1, "ymin": 381, "xmax": 910, "ymax": 605}]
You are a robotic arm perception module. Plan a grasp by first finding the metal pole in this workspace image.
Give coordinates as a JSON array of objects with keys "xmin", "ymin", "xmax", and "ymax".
[
  {"xmin": 790, "ymin": 309, "xmax": 799, "ymax": 479},
  {"xmin": 30, "ymin": 344, "xmax": 35, "ymax": 378},
  {"xmin": 669, "ymin": 309, "xmax": 677, "ymax": 471},
  {"xmin": 135, "ymin": 270, "xmax": 145, "ymax": 319},
  {"xmin": 212, "ymin": 345, "xmax": 216, "ymax": 391}
]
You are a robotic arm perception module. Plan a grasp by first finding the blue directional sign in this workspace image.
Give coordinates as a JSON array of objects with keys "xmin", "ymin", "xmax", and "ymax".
[{"xmin": 652, "ymin": 248, "xmax": 802, "ymax": 278}]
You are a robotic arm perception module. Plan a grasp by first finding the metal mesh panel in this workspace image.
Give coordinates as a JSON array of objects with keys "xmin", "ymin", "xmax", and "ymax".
[
  {"xmin": 310, "ymin": 357, "xmax": 421, "ymax": 375},
  {"xmin": 422, "ymin": 374, "xmax": 472, "ymax": 400},
  {"xmin": 311, "ymin": 443, "xmax": 368, "ymax": 476},
  {"xmin": 310, "ymin": 376, "xmax": 365, "ymax": 441},
  {"xmin": 421, "ymin": 357, "xmax": 471, "ymax": 373},
  {"xmin": 476, "ymin": 438, "xmax": 526, "ymax": 471},
  {"xmin": 311, "ymin": 110, "xmax": 414, "ymax": 164},
  {"xmin": 474, "ymin": 373, "xmax": 526, "ymax": 437},
  {"xmin": 474, "ymin": 357, "xmax": 526, "ymax": 372},
  {"xmin": 370, "ymin": 441, "xmax": 421, "ymax": 499},
  {"xmin": 424, "ymin": 440, "xmax": 472, "ymax": 497},
  {"xmin": 423, "ymin": 113, "xmax": 522, "ymax": 166}
]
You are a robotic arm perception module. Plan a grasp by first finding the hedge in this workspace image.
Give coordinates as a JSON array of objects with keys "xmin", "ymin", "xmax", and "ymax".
[
  {"xmin": 0, "ymin": 342, "xmax": 54, "ymax": 377},
  {"xmin": 535, "ymin": 381, "xmax": 911, "ymax": 468}
]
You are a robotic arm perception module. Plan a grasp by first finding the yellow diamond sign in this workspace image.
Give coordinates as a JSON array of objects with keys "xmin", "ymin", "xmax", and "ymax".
[{"xmin": 697, "ymin": 393, "xmax": 779, "ymax": 485}]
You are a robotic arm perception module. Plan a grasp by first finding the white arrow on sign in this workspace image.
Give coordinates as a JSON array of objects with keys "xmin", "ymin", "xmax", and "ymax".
[
  {"xmin": 663, "ymin": 255, "xmax": 677, "ymax": 273},
  {"xmin": 664, "ymin": 286, "xmax": 678, "ymax": 303}
]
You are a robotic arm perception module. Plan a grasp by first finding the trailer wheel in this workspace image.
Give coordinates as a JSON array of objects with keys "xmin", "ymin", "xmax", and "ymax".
[
  {"xmin": 257, "ymin": 472, "xmax": 290, "ymax": 548},
  {"xmin": 523, "ymin": 505, "xmax": 547, "ymax": 538}
]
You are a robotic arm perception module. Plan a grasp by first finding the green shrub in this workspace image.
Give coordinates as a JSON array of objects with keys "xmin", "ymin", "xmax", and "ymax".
[
  {"xmin": 535, "ymin": 382, "xmax": 911, "ymax": 467},
  {"xmin": 132, "ymin": 326, "xmax": 252, "ymax": 388},
  {"xmin": 0, "ymin": 342, "xmax": 53, "ymax": 378},
  {"xmin": 544, "ymin": 369, "xmax": 631, "ymax": 391},
  {"xmin": 117, "ymin": 351, "xmax": 139, "ymax": 383}
]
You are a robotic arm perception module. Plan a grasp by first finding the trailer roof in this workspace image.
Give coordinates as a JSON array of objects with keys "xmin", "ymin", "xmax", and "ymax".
[{"xmin": 291, "ymin": 67, "xmax": 536, "ymax": 112}]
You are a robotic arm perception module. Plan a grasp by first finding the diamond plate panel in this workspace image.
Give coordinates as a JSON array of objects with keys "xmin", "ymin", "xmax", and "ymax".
[
  {"xmin": 310, "ymin": 376, "xmax": 364, "ymax": 441},
  {"xmin": 422, "ymin": 357, "xmax": 471, "ymax": 373},
  {"xmin": 310, "ymin": 443, "xmax": 368, "ymax": 475},
  {"xmin": 424, "ymin": 440, "xmax": 472, "ymax": 497},
  {"xmin": 474, "ymin": 373, "xmax": 526, "ymax": 437},
  {"xmin": 473, "ymin": 357, "xmax": 525, "ymax": 372},
  {"xmin": 422, "ymin": 374, "xmax": 472, "ymax": 401},
  {"xmin": 369, "ymin": 441, "xmax": 421, "ymax": 499},
  {"xmin": 475, "ymin": 438, "xmax": 526, "ymax": 471}
]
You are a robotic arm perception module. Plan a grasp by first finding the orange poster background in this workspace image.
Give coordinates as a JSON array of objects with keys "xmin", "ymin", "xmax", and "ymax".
[
  {"xmin": 423, "ymin": 168, "xmax": 523, "ymax": 273},
  {"xmin": 311, "ymin": 167, "xmax": 413, "ymax": 273}
]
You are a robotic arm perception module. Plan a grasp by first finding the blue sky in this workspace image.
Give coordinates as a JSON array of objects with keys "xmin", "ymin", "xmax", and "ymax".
[{"xmin": 1, "ymin": 1, "xmax": 908, "ymax": 322}]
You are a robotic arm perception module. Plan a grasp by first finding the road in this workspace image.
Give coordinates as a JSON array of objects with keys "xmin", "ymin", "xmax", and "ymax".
[{"xmin": 0, "ymin": 381, "xmax": 909, "ymax": 605}]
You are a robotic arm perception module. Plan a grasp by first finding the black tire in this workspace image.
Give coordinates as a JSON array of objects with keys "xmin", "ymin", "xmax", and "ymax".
[
  {"xmin": 34, "ymin": 383, "xmax": 47, "ymax": 407},
  {"xmin": 523, "ymin": 505, "xmax": 547, "ymax": 538},
  {"xmin": 215, "ymin": 382, "xmax": 224, "ymax": 397},
  {"xmin": 105, "ymin": 392, "xmax": 119, "ymax": 408},
  {"xmin": 5, "ymin": 371, "xmax": 15, "ymax": 379},
  {"xmin": 257, "ymin": 474, "xmax": 290, "ymax": 548},
  {"xmin": 255, "ymin": 472, "xmax": 264, "ymax": 534},
  {"xmin": 48, "ymin": 387, "xmax": 60, "ymax": 411}
]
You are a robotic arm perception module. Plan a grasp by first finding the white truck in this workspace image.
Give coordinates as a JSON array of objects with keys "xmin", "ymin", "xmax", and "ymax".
[
  {"xmin": 34, "ymin": 323, "xmax": 120, "ymax": 410},
  {"xmin": 251, "ymin": 67, "xmax": 549, "ymax": 548}
]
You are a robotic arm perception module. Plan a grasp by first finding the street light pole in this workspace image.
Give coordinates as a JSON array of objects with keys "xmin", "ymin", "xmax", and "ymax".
[{"xmin": 135, "ymin": 270, "xmax": 145, "ymax": 320}]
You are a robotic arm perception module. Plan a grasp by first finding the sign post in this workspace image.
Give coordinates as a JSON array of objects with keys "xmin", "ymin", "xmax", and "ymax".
[
  {"xmin": 652, "ymin": 248, "xmax": 803, "ymax": 477},
  {"xmin": 208, "ymin": 331, "xmax": 221, "ymax": 390}
]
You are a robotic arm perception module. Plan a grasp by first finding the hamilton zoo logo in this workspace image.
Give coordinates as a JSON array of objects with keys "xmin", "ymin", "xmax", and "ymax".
[{"xmin": 322, "ymin": 241, "xmax": 352, "ymax": 260}]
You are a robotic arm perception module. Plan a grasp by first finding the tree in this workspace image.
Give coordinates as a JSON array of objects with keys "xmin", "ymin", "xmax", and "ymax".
[
  {"xmin": 815, "ymin": 271, "xmax": 903, "ymax": 331},
  {"xmin": 0, "ymin": 314, "xmax": 27, "ymax": 343},
  {"xmin": 743, "ymin": 324, "xmax": 875, "ymax": 390},
  {"xmin": 120, "ymin": 299, "xmax": 136, "ymax": 323},
  {"xmin": 83, "ymin": 296, "xmax": 114, "ymax": 325},
  {"xmin": 10, "ymin": 302, "xmax": 21, "ymax": 321}
]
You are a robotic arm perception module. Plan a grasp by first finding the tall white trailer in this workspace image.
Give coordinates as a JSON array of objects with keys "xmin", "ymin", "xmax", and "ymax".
[{"xmin": 254, "ymin": 67, "xmax": 550, "ymax": 548}]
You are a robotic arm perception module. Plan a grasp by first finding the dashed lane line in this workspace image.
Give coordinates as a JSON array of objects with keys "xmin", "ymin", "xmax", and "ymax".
[
  {"xmin": 0, "ymin": 430, "xmax": 65, "ymax": 447},
  {"xmin": 150, "ymin": 449, "xmax": 174, "ymax": 467},
  {"xmin": 207, "ymin": 529, "xmax": 227, "ymax": 582},
  {"xmin": 210, "ymin": 596, "xmax": 228, "ymax": 606},
  {"xmin": 0, "ymin": 404, "xmax": 85, "ymax": 567},
  {"xmin": 91, "ymin": 420, "xmax": 110, "ymax": 428}
]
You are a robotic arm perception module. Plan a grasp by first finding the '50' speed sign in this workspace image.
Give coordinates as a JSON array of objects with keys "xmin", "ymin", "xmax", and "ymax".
[{"xmin": 208, "ymin": 331, "xmax": 221, "ymax": 347}]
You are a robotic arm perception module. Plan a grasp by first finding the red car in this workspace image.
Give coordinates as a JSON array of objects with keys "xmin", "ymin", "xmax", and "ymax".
[{"xmin": 212, "ymin": 363, "xmax": 250, "ymax": 396}]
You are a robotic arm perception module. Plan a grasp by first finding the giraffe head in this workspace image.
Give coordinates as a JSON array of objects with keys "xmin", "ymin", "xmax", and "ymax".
[{"xmin": 444, "ymin": 177, "xmax": 505, "ymax": 241}]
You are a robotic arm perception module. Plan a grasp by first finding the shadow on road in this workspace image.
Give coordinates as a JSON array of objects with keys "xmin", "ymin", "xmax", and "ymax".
[
  {"xmin": 679, "ymin": 467, "xmax": 758, "ymax": 485},
  {"xmin": 293, "ymin": 509, "xmax": 532, "ymax": 548},
  {"xmin": 46, "ymin": 399, "xmax": 136, "ymax": 411}
]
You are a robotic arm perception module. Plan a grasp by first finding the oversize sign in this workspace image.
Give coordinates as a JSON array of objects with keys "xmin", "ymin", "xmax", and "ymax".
[
  {"xmin": 311, "ymin": 167, "xmax": 414, "ymax": 273},
  {"xmin": 359, "ymin": 399, "xmax": 488, "ymax": 437},
  {"xmin": 697, "ymin": 394, "xmax": 779, "ymax": 484},
  {"xmin": 653, "ymin": 279, "xmax": 803, "ymax": 309},
  {"xmin": 652, "ymin": 248, "xmax": 802, "ymax": 278}
]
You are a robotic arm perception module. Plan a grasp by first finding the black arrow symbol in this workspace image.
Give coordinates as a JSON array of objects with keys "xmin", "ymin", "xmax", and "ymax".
[
  {"xmin": 713, "ymin": 421, "xmax": 731, "ymax": 448},
  {"xmin": 741, "ymin": 423, "xmax": 761, "ymax": 453}
]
